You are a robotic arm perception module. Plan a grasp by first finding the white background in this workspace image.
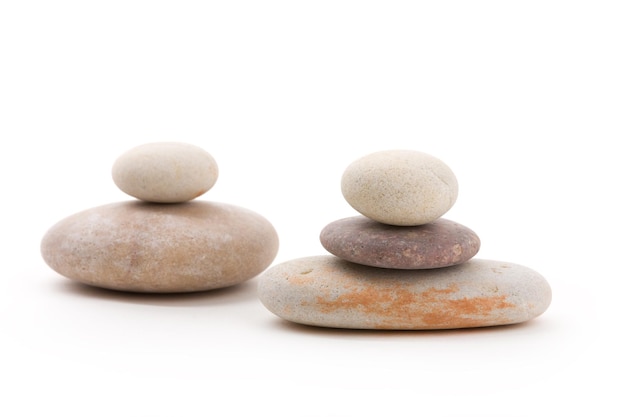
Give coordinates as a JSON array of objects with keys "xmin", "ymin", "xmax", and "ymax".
[{"xmin": 1, "ymin": 1, "xmax": 625, "ymax": 416}]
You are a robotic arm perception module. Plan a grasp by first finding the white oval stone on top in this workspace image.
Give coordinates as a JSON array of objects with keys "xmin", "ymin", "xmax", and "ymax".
[
  {"xmin": 341, "ymin": 150, "xmax": 459, "ymax": 226},
  {"xmin": 112, "ymin": 142, "xmax": 219, "ymax": 203}
]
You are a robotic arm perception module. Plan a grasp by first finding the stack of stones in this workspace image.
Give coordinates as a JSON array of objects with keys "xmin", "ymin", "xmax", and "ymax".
[
  {"xmin": 41, "ymin": 142, "xmax": 279, "ymax": 293},
  {"xmin": 258, "ymin": 150, "xmax": 551, "ymax": 330}
]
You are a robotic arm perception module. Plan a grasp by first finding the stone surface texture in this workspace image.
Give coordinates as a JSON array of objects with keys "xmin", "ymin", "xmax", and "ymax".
[
  {"xmin": 320, "ymin": 216, "xmax": 480, "ymax": 269},
  {"xmin": 112, "ymin": 142, "xmax": 219, "ymax": 203},
  {"xmin": 258, "ymin": 256, "xmax": 551, "ymax": 330},
  {"xmin": 41, "ymin": 201, "xmax": 279, "ymax": 293},
  {"xmin": 341, "ymin": 150, "xmax": 458, "ymax": 226}
]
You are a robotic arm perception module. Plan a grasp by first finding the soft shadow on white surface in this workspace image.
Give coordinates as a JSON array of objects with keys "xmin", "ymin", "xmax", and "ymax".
[
  {"xmin": 266, "ymin": 313, "xmax": 555, "ymax": 338},
  {"xmin": 48, "ymin": 275, "xmax": 260, "ymax": 307}
]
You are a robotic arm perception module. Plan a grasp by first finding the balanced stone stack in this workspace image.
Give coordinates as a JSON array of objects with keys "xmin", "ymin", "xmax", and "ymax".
[
  {"xmin": 41, "ymin": 142, "xmax": 279, "ymax": 293},
  {"xmin": 258, "ymin": 150, "xmax": 551, "ymax": 330}
]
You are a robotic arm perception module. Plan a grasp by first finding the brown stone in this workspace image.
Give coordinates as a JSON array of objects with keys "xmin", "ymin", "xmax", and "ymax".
[
  {"xmin": 320, "ymin": 216, "xmax": 480, "ymax": 269},
  {"xmin": 41, "ymin": 201, "xmax": 279, "ymax": 293}
]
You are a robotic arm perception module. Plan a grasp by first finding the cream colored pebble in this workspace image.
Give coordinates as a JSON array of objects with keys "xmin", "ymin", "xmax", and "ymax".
[
  {"xmin": 341, "ymin": 150, "xmax": 458, "ymax": 226},
  {"xmin": 112, "ymin": 142, "xmax": 218, "ymax": 203}
]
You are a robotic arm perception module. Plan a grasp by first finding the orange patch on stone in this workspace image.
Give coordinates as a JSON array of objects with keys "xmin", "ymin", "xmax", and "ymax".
[
  {"xmin": 420, "ymin": 293, "xmax": 515, "ymax": 328},
  {"xmin": 312, "ymin": 283, "xmax": 516, "ymax": 329},
  {"xmin": 287, "ymin": 273, "xmax": 316, "ymax": 286}
]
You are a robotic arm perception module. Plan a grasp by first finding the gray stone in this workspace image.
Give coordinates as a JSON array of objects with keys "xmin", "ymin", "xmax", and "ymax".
[
  {"xmin": 320, "ymin": 216, "xmax": 480, "ymax": 269},
  {"xmin": 258, "ymin": 256, "xmax": 551, "ymax": 330},
  {"xmin": 41, "ymin": 201, "xmax": 278, "ymax": 293}
]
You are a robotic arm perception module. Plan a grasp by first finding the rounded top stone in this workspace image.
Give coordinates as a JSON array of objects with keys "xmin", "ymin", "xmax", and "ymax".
[
  {"xmin": 112, "ymin": 142, "xmax": 219, "ymax": 203},
  {"xmin": 340, "ymin": 150, "xmax": 458, "ymax": 226}
]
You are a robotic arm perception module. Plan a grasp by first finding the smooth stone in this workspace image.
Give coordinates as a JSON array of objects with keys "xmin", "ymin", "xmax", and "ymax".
[
  {"xmin": 320, "ymin": 216, "xmax": 480, "ymax": 269},
  {"xmin": 41, "ymin": 201, "xmax": 279, "ymax": 293},
  {"xmin": 258, "ymin": 256, "xmax": 551, "ymax": 330},
  {"xmin": 341, "ymin": 150, "xmax": 458, "ymax": 226},
  {"xmin": 112, "ymin": 142, "xmax": 219, "ymax": 203}
]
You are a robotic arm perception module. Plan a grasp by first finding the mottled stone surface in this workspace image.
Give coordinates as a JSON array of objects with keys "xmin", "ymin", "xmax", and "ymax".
[
  {"xmin": 41, "ymin": 201, "xmax": 278, "ymax": 293},
  {"xmin": 112, "ymin": 142, "xmax": 219, "ymax": 203},
  {"xmin": 258, "ymin": 256, "xmax": 551, "ymax": 330},
  {"xmin": 341, "ymin": 150, "xmax": 458, "ymax": 226},
  {"xmin": 320, "ymin": 216, "xmax": 480, "ymax": 269}
]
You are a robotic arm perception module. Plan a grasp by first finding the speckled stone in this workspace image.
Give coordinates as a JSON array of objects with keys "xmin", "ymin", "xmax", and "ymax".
[
  {"xmin": 341, "ymin": 150, "xmax": 458, "ymax": 226},
  {"xmin": 258, "ymin": 256, "xmax": 551, "ymax": 330},
  {"xmin": 112, "ymin": 142, "xmax": 219, "ymax": 203},
  {"xmin": 320, "ymin": 216, "xmax": 480, "ymax": 269},
  {"xmin": 41, "ymin": 201, "xmax": 279, "ymax": 293}
]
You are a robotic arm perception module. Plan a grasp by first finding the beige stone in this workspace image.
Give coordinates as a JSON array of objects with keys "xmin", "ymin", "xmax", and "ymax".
[
  {"xmin": 341, "ymin": 150, "xmax": 458, "ymax": 226},
  {"xmin": 112, "ymin": 142, "xmax": 219, "ymax": 203},
  {"xmin": 258, "ymin": 256, "xmax": 551, "ymax": 330},
  {"xmin": 41, "ymin": 201, "xmax": 279, "ymax": 293}
]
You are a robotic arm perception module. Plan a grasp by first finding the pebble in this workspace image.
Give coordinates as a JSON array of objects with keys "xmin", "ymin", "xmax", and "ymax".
[
  {"xmin": 112, "ymin": 142, "xmax": 219, "ymax": 203},
  {"xmin": 258, "ymin": 256, "xmax": 551, "ymax": 330},
  {"xmin": 320, "ymin": 216, "xmax": 480, "ymax": 269},
  {"xmin": 41, "ymin": 201, "xmax": 279, "ymax": 293},
  {"xmin": 341, "ymin": 150, "xmax": 458, "ymax": 226}
]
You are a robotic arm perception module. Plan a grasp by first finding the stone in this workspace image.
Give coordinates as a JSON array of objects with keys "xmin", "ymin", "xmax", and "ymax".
[
  {"xmin": 41, "ymin": 201, "xmax": 279, "ymax": 293},
  {"xmin": 112, "ymin": 142, "xmax": 219, "ymax": 203},
  {"xmin": 258, "ymin": 256, "xmax": 551, "ymax": 330},
  {"xmin": 319, "ymin": 216, "xmax": 480, "ymax": 269},
  {"xmin": 341, "ymin": 150, "xmax": 458, "ymax": 226}
]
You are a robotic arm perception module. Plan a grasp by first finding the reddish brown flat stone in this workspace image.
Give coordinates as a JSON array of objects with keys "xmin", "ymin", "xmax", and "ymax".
[{"xmin": 320, "ymin": 216, "xmax": 480, "ymax": 269}]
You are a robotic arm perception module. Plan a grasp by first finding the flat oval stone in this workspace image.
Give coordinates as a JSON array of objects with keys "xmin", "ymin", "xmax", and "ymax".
[
  {"xmin": 341, "ymin": 150, "xmax": 458, "ymax": 226},
  {"xmin": 41, "ymin": 201, "xmax": 279, "ymax": 293},
  {"xmin": 258, "ymin": 256, "xmax": 551, "ymax": 330},
  {"xmin": 320, "ymin": 216, "xmax": 480, "ymax": 269},
  {"xmin": 112, "ymin": 142, "xmax": 219, "ymax": 203}
]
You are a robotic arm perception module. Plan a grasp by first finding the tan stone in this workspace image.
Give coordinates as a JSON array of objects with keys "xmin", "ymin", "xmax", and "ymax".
[
  {"xmin": 258, "ymin": 256, "xmax": 551, "ymax": 330},
  {"xmin": 41, "ymin": 201, "xmax": 279, "ymax": 293}
]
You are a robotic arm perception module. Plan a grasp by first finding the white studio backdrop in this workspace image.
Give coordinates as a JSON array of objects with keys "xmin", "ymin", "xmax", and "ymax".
[{"xmin": 1, "ymin": 1, "xmax": 624, "ymax": 416}]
